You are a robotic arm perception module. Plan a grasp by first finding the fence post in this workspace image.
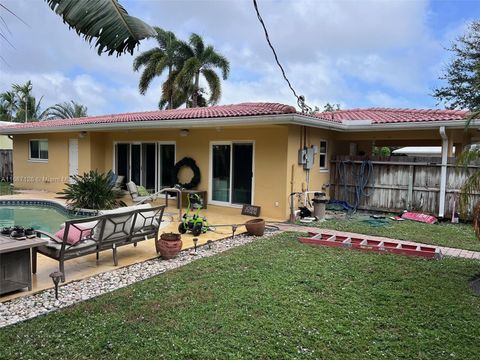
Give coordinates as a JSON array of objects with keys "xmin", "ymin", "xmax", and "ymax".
[{"xmin": 407, "ymin": 165, "xmax": 414, "ymax": 209}]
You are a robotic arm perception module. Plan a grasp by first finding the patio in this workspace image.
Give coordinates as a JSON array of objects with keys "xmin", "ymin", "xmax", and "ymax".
[{"xmin": 0, "ymin": 190, "xmax": 279, "ymax": 302}]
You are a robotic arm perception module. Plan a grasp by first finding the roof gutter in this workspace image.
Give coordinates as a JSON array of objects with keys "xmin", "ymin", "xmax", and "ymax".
[{"xmin": 0, "ymin": 114, "xmax": 477, "ymax": 135}]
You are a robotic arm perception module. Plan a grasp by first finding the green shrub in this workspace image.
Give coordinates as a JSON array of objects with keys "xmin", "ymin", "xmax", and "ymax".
[{"xmin": 58, "ymin": 170, "xmax": 125, "ymax": 210}]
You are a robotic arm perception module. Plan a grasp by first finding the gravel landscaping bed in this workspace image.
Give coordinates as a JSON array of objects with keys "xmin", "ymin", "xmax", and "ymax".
[{"xmin": 0, "ymin": 229, "xmax": 280, "ymax": 328}]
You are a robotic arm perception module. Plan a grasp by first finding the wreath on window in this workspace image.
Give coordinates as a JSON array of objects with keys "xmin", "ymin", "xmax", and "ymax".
[{"xmin": 173, "ymin": 157, "xmax": 201, "ymax": 189}]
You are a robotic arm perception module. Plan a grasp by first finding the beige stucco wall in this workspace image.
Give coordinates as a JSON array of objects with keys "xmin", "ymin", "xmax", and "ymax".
[
  {"xmin": 100, "ymin": 126, "xmax": 289, "ymax": 219},
  {"xmin": 0, "ymin": 135, "xmax": 12, "ymax": 150},
  {"xmin": 12, "ymin": 132, "xmax": 93, "ymax": 192},
  {"xmin": 11, "ymin": 124, "xmax": 474, "ymax": 219},
  {"xmin": 12, "ymin": 126, "xmax": 291, "ymax": 219},
  {"xmin": 285, "ymin": 125, "xmax": 336, "ymax": 214}
]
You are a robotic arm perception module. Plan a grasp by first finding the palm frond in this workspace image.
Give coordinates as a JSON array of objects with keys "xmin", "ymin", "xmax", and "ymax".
[
  {"xmin": 45, "ymin": 0, "xmax": 156, "ymax": 56},
  {"xmin": 203, "ymin": 46, "xmax": 230, "ymax": 79},
  {"xmin": 459, "ymin": 168, "xmax": 480, "ymax": 217},
  {"xmin": 138, "ymin": 59, "xmax": 160, "ymax": 95},
  {"xmin": 465, "ymin": 109, "xmax": 480, "ymax": 128},
  {"xmin": 189, "ymin": 33, "xmax": 204, "ymax": 57},
  {"xmin": 457, "ymin": 148, "xmax": 480, "ymax": 168},
  {"xmin": 133, "ymin": 47, "xmax": 161, "ymax": 71},
  {"xmin": 201, "ymin": 68, "xmax": 221, "ymax": 105},
  {"xmin": 43, "ymin": 101, "xmax": 88, "ymax": 119},
  {"xmin": 175, "ymin": 57, "xmax": 200, "ymax": 88}
]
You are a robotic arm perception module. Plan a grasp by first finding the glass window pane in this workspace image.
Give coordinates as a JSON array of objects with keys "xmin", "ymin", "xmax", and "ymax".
[
  {"xmin": 232, "ymin": 144, "xmax": 253, "ymax": 205},
  {"xmin": 212, "ymin": 144, "xmax": 230, "ymax": 202},
  {"xmin": 160, "ymin": 144, "xmax": 175, "ymax": 188},
  {"xmin": 131, "ymin": 144, "xmax": 141, "ymax": 185},
  {"xmin": 116, "ymin": 144, "xmax": 130, "ymax": 180},
  {"xmin": 320, "ymin": 141, "xmax": 327, "ymax": 154},
  {"xmin": 30, "ymin": 141, "xmax": 39, "ymax": 159},
  {"xmin": 142, "ymin": 143, "xmax": 156, "ymax": 190},
  {"xmin": 39, "ymin": 140, "xmax": 48, "ymax": 159},
  {"xmin": 320, "ymin": 154, "xmax": 326, "ymax": 168}
]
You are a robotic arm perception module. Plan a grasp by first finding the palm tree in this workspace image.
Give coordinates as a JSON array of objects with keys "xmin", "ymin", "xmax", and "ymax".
[
  {"xmin": 12, "ymin": 80, "xmax": 32, "ymax": 122},
  {"xmin": 0, "ymin": 91, "xmax": 18, "ymax": 121},
  {"xmin": 175, "ymin": 33, "xmax": 230, "ymax": 108},
  {"xmin": 44, "ymin": 101, "xmax": 88, "ymax": 119},
  {"xmin": 14, "ymin": 95, "xmax": 48, "ymax": 122},
  {"xmin": 133, "ymin": 27, "xmax": 188, "ymax": 109}
]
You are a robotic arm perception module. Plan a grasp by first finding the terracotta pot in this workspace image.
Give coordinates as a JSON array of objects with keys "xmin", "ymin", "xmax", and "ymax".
[
  {"xmin": 157, "ymin": 232, "xmax": 182, "ymax": 259},
  {"xmin": 245, "ymin": 218, "xmax": 265, "ymax": 236}
]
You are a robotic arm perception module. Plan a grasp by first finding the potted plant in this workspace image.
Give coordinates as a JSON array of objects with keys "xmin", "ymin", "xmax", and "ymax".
[
  {"xmin": 245, "ymin": 218, "xmax": 265, "ymax": 236},
  {"xmin": 156, "ymin": 232, "xmax": 182, "ymax": 259}
]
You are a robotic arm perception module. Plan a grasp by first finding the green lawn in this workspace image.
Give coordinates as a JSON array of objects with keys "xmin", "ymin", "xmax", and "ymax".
[
  {"xmin": 310, "ymin": 215, "xmax": 480, "ymax": 252},
  {"xmin": 2, "ymin": 232, "xmax": 480, "ymax": 359}
]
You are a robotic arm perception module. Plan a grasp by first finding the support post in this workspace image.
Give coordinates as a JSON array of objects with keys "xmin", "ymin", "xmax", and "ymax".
[{"xmin": 439, "ymin": 127, "xmax": 448, "ymax": 218}]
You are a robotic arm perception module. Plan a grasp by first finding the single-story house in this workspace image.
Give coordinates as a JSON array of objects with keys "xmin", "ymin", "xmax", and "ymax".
[{"xmin": 0, "ymin": 102, "xmax": 475, "ymax": 220}]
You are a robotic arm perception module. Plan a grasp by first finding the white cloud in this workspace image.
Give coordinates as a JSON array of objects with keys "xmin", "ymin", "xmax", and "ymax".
[{"xmin": 0, "ymin": 0, "xmax": 474, "ymax": 114}]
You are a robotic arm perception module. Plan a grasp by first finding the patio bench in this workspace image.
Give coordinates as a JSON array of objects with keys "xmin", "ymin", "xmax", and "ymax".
[{"xmin": 32, "ymin": 204, "xmax": 165, "ymax": 282}]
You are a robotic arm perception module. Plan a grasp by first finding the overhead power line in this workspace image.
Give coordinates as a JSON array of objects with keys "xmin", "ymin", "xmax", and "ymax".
[{"xmin": 252, "ymin": 0, "xmax": 311, "ymax": 113}]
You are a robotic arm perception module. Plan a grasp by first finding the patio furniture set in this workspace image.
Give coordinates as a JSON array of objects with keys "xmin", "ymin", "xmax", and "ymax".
[{"xmin": 0, "ymin": 204, "xmax": 165, "ymax": 294}]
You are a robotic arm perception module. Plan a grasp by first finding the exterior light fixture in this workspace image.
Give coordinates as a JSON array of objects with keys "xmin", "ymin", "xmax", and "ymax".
[
  {"xmin": 78, "ymin": 131, "xmax": 87, "ymax": 138},
  {"xmin": 179, "ymin": 129, "xmax": 189, "ymax": 137},
  {"xmin": 49, "ymin": 271, "xmax": 63, "ymax": 299},
  {"xmin": 193, "ymin": 237, "xmax": 198, "ymax": 252}
]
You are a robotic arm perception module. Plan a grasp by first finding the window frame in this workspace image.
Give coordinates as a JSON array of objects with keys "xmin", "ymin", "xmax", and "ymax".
[
  {"xmin": 319, "ymin": 139, "xmax": 328, "ymax": 171},
  {"xmin": 29, "ymin": 139, "xmax": 49, "ymax": 162}
]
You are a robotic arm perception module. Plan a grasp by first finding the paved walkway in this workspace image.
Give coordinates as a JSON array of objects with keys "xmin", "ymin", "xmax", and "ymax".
[{"xmin": 274, "ymin": 223, "xmax": 480, "ymax": 260}]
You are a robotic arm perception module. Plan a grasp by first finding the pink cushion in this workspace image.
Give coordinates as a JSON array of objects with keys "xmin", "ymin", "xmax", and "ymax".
[{"xmin": 55, "ymin": 226, "xmax": 91, "ymax": 245}]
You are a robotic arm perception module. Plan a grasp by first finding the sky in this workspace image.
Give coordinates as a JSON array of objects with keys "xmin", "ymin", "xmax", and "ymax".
[{"xmin": 0, "ymin": 0, "xmax": 479, "ymax": 116}]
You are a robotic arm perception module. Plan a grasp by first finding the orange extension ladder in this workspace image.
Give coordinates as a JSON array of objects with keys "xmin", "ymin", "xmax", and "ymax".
[{"xmin": 299, "ymin": 232, "xmax": 442, "ymax": 260}]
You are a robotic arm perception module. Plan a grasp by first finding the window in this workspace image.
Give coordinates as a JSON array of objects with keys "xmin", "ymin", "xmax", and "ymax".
[
  {"xmin": 29, "ymin": 140, "xmax": 48, "ymax": 161},
  {"xmin": 319, "ymin": 140, "xmax": 328, "ymax": 170}
]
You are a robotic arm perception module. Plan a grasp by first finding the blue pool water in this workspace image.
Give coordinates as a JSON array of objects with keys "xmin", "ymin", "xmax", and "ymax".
[{"xmin": 0, "ymin": 206, "xmax": 81, "ymax": 233}]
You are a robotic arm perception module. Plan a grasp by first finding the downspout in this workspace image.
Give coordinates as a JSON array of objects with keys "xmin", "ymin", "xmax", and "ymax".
[{"xmin": 439, "ymin": 126, "xmax": 448, "ymax": 218}]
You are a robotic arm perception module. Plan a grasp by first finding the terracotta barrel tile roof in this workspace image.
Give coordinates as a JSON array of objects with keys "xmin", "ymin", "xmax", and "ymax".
[
  {"xmin": 1, "ymin": 102, "xmax": 297, "ymax": 130},
  {"xmin": 314, "ymin": 108, "xmax": 469, "ymax": 124}
]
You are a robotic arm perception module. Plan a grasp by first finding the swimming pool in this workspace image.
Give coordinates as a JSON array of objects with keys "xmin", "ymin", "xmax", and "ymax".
[{"xmin": 0, "ymin": 205, "xmax": 82, "ymax": 233}]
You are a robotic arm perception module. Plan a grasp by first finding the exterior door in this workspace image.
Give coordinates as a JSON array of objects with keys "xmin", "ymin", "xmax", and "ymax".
[
  {"xmin": 232, "ymin": 144, "xmax": 253, "ymax": 204},
  {"xmin": 211, "ymin": 142, "xmax": 254, "ymax": 205},
  {"xmin": 68, "ymin": 138, "xmax": 79, "ymax": 184}
]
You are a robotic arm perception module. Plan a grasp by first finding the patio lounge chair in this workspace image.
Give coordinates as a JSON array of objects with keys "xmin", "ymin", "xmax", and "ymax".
[
  {"xmin": 112, "ymin": 175, "xmax": 125, "ymax": 191},
  {"xmin": 127, "ymin": 181, "xmax": 162, "ymax": 204}
]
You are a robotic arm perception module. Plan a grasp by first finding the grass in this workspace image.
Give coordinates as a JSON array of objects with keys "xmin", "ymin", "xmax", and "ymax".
[
  {"xmin": 1, "ymin": 232, "xmax": 480, "ymax": 359},
  {"xmin": 309, "ymin": 214, "xmax": 480, "ymax": 252}
]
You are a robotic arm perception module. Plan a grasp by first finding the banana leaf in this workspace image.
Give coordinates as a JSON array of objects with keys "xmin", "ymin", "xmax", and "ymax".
[{"xmin": 45, "ymin": 0, "xmax": 156, "ymax": 56}]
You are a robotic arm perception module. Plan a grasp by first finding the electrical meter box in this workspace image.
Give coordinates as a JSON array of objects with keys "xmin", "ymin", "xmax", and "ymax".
[
  {"xmin": 298, "ymin": 149, "xmax": 307, "ymax": 164},
  {"xmin": 304, "ymin": 147, "xmax": 315, "ymax": 169}
]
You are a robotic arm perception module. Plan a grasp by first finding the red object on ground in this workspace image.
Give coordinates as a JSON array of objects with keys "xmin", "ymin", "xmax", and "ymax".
[
  {"xmin": 401, "ymin": 211, "xmax": 437, "ymax": 224},
  {"xmin": 299, "ymin": 232, "xmax": 442, "ymax": 259}
]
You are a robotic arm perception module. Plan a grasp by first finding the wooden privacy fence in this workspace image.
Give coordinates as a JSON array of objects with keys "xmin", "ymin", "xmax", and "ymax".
[
  {"xmin": 330, "ymin": 155, "xmax": 480, "ymax": 218},
  {"xmin": 0, "ymin": 150, "xmax": 12, "ymax": 182}
]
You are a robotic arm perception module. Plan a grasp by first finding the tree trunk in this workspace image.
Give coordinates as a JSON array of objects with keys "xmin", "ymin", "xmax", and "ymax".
[
  {"xmin": 168, "ymin": 65, "xmax": 173, "ymax": 110},
  {"xmin": 192, "ymin": 72, "xmax": 200, "ymax": 108}
]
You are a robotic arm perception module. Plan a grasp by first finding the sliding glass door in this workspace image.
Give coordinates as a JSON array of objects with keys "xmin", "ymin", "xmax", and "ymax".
[
  {"xmin": 212, "ymin": 144, "xmax": 231, "ymax": 202},
  {"xmin": 211, "ymin": 142, "xmax": 253, "ymax": 205},
  {"xmin": 114, "ymin": 142, "xmax": 175, "ymax": 192},
  {"xmin": 232, "ymin": 144, "xmax": 253, "ymax": 204},
  {"xmin": 158, "ymin": 144, "xmax": 176, "ymax": 188}
]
